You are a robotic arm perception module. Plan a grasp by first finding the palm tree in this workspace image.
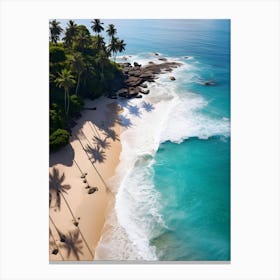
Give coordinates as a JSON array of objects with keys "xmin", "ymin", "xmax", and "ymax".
[
  {"xmin": 95, "ymin": 50, "xmax": 108, "ymax": 81},
  {"xmin": 96, "ymin": 35, "xmax": 106, "ymax": 51},
  {"xmin": 70, "ymin": 52, "xmax": 85, "ymax": 96},
  {"xmin": 116, "ymin": 39, "xmax": 126, "ymax": 56},
  {"xmin": 60, "ymin": 229, "xmax": 84, "ymax": 260},
  {"xmin": 108, "ymin": 36, "xmax": 119, "ymax": 61},
  {"xmin": 55, "ymin": 69, "xmax": 75, "ymax": 115},
  {"xmin": 49, "ymin": 20, "xmax": 63, "ymax": 44},
  {"xmin": 81, "ymin": 61, "xmax": 96, "ymax": 90},
  {"xmin": 91, "ymin": 19, "xmax": 105, "ymax": 51},
  {"xmin": 91, "ymin": 19, "xmax": 104, "ymax": 35},
  {"xmin": 76, "ymin": 29, "xmax": 92, "ymax": 49},
  {"xmin": 63, "ymin": 20, "xmax": 78, "ymax": 47},
  {"xmin": 106, "ymin": 24, "xmax": 117, "ymax": 39},
  {"xmin": 49, "ymin": 168, "xmax": 94, "ymax": 258}
]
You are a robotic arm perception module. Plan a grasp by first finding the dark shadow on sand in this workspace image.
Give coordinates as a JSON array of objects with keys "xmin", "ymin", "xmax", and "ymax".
[
  {"xmin": 127, "ymin": 104, "xmax": 142, "ymax": 117},
  {"xmin": 85, "ymin": 144, "xmax": 106, "ymax": 163},
  {"xmin": 142, "ymin": 101, "xmax": 155, "ymax": 112},
  {"xmin": 92, "ymin": 136, "xmax": 111, "ymax": 149},
  {"xmin": 59, "ymin": 229, "xmax": 84, "ymax": 261},
  {"xmin": 117, "ymin": 114, "xmax": 132, "ymax": 128},
  {"xmin": 49, "ymin": 167, "xmax": 71, "ymax": 210},
  {"xmin": 49, "ymin": 144, "xmax": 75, "ymax": 167}
]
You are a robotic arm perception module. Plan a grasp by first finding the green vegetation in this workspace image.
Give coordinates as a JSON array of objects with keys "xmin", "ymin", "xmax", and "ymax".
[
  {"xmin": 49, "ymin": 129, "xmax": 70, "ymax": 150},
  {"xmin": 49, "ymin": 19, "xmax": 126, "ymax": 151}
]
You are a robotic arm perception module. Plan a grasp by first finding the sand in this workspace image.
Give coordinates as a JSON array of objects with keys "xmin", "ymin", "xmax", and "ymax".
[{"xmin": 49, "ymin": 97, "xmax": 122, "ymax": 261}]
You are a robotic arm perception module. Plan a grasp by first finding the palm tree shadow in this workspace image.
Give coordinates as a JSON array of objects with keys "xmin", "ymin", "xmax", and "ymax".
[
  {"xmin": 127, "ymin": 104, "xmax": 142, "ymax": 117},
  {"xmin": 92, "ymin": 136, "xmax": 111, "ymax": 149},
  {"xmin": 85, "ymin": 144, "xmax": 106, "ymax": 163},
  {"xmin": 142, "ymin": 101, "xmax": 155, "ymax": 112},
  {"xmin": 103, "ymin": 128, "xmax": 119, "ymax": 142},
  {"xmin": 117, "ymin": 115, "xmax": 132, "ymax": 128},
  {"xmin": 60, "ymin": 229, "xmax": 84, "ymax": 261},
  {"xmin": 49, "ymin": 168, "xmax": 71, "ymax": 210}
]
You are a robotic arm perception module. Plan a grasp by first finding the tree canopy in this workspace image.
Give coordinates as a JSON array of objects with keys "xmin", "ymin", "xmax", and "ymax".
[{"xmin": 49, "ymin": 19, "xmax": 126, "ymax": 151}]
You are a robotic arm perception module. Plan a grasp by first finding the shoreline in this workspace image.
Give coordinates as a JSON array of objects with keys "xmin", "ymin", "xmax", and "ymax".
[
  {"xmin": 49, "ymin": 56, "xmax": 183, "ymax": 261},
  {"xmin": 94, "ymin": 57, "xmax": 185, "ymax": 260},
  {"xmin": 49, "ymin": 97, "xmax": 122, "ymax": 261}
]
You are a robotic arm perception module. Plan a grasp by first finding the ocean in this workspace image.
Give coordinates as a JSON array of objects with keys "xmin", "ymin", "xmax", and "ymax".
[{"xmin": 63, "ymin": 19, "xmax": 230, "ymax": 261}]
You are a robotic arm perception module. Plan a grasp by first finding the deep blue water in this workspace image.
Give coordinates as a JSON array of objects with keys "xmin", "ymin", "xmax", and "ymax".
[{"xmin": 59, "ymin": 19, "xmax": 230, "ymax": 260}]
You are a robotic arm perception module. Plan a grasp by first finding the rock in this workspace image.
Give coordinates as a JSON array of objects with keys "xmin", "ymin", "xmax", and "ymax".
[
  {"xmin": 88, "ymin": 187, "xmax": 98, "ymax": 194},
  {"xmin": 122, "ymin": 62, "xmax": 131, "ymax": 67},
  {"xmin": 164, "ymin": 68, "xmax": 172, "ymax": 72},
  {"xmin": 127, "ymin": 88, "xmax": 140, "ymax": 97},
  {"xmin": 158, "ymin": 57, "xmax": 167, "ymax": 61},
  {"xmin": 139, "ymin": 72, "xmax": 152, "ymax": 78},
  {"xmin": 52, "ymin": 249, "xmax": 59, "ymax": 255},
  {"xmin": 128, "ymin": 70, "xmax": 141, "ymax": 77},
  {"xmin": 80, "ymin": 173, "xmax": 87, "ymax": 179},
  {"xmin": 83, "ymin": 179, "xmax": 87, "ymax": 183},
  {"xmin": 118, "ymin": 92, "xmax": 127, "ymax": 98},
  {"xmin": 73, "ymin": 221, "xmax": 79, "ymax": 227},
  {"xmin": 126, "ymin": 76, "xmax": 142, "ymax": 87},
  {"xmin": 170, "ymin": 76, "xmax": 176, "ymax": 81},
  {"xmin": 117, "ymin": 88, "xmax": 128, "ymax": 94},
  {"xmin": 141, "ymin": 84, "xmax": 148, "ymax": 88},
  {"xmin": 184, "ymin": 56, "xmax": 189, "ymax": 59},
  {"xmin": 133, "ymin": 62, "xmax": 141, "ymax": 67},
  {"xmin": 140, "ymin": 89, "xmax": 150, "ymax": 94},
  {"xmin": 154, "ymin": 53, "xmax": 159, "ymax": 56},
  {"xmin": 204, "ymin": 80, "xmax": 215, "ymax": 86},
  {"xmin": 149, "ymin": 61, "xmax": 154, "ymax": 64},
  {"xmin": 135, "ymin": 95, "xmax": 143, "ymax": 98}
]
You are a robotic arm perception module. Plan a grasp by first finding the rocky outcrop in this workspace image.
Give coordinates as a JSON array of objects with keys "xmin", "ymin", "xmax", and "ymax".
[{"xmin": 107, "ymin": 60, "xmax": 182, "ymax": 100}]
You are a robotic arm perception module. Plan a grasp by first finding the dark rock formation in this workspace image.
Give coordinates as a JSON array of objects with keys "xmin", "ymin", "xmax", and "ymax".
[{"xmin": 112, "ymin": 61, "xmax": 182, "ymax": 99}]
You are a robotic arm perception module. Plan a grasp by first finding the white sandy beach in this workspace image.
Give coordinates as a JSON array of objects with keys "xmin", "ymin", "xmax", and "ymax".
[{"xmin": 49, "ymin": 97, "xmax": 122, "ymax": 261}]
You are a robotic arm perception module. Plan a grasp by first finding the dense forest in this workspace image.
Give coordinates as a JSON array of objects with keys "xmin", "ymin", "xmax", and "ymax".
[{"xmin": 49, "ymin": 19, "xmax": 126, "ymax": 151}]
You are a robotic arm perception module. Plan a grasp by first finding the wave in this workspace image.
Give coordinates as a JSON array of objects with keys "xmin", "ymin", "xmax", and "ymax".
[{"xmin": 94, "ymin": 53, "xmax": 230, "ymax": 260}]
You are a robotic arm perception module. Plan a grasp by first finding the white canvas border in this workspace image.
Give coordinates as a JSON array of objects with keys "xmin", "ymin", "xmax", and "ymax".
[{"xmin": 0, "ymin": 0, "xmax": 279, "ymax": 279}]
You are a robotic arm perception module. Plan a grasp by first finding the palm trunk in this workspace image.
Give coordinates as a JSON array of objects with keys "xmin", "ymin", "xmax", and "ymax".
[
  {"xmin": 89, "ymin": 121, "xmax": 101, "ymax": 139},
  {"xmin": 75, "ymin": 72, "xmax": 81, "ymax": 96},
  {"xmin": 66, "ymin": 89, "xmax": 70, "ymax": 115},
  {"xmin": 49, "ymin": 214, "xmax": 65, "ymax": 242},
  {"xmin": 59, "ymin": 191, "xmax": 94, "ymax": 259},
  {"xmin": 64, "ymin": 90, "xmax": 67, "ymax": 114}
]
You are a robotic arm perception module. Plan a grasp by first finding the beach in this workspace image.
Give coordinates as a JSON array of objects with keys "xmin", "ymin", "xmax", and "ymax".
[
  {"xmin": 49, "ymin": 97, "xmax": 122, "ymax": 261},
  {"xmin": 50, "ymin": 19, "xmax": 230, "ymax": 261}
]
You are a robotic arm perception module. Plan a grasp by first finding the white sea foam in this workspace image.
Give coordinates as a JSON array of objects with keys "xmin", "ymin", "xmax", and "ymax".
[{"xmin": 94, "ymin": 53, "xmax": 230, "ymax": 260}]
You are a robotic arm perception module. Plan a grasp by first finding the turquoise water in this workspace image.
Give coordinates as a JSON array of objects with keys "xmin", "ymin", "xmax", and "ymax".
[
  {"xmin": 59, "ymin": 19, "xmax": 230, "ymax": 260},
  {"xmin": 152, "ymin": 137, "xmax": 230, "ymax": 260}
]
